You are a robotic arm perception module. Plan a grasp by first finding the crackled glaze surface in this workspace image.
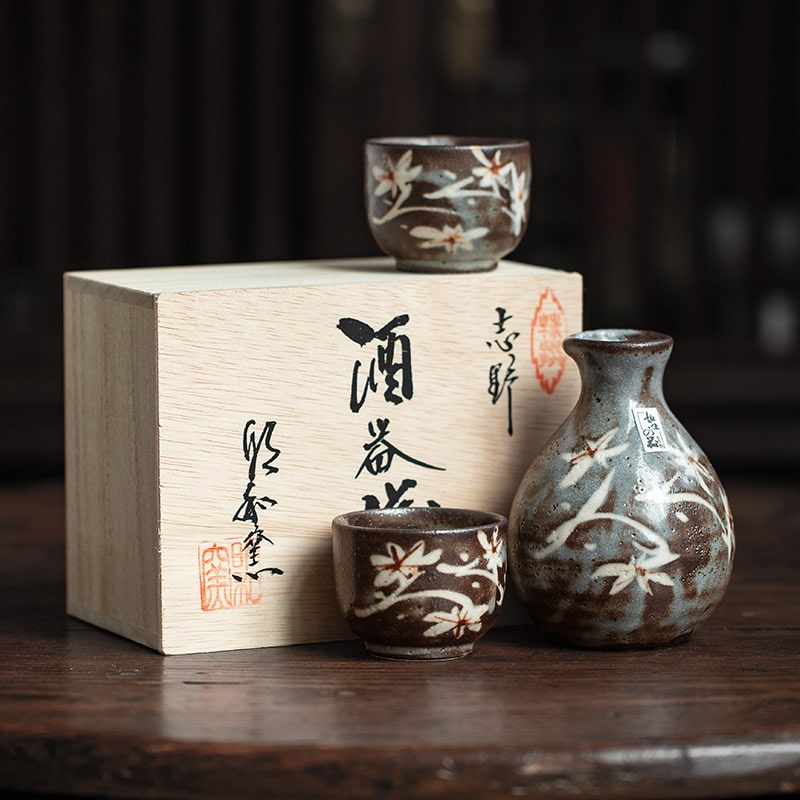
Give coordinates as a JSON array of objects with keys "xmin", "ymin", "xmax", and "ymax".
[
  {"xmin": 364, "ymin": 136, "xmax": 530, "ymax": 272},
  {"xmin": 509, "ymin": 329, "xmax": 735, "ymax": 649},
  {"xmin": 332, "ymin": 507, "xmax": 507, "ymax": 659}
]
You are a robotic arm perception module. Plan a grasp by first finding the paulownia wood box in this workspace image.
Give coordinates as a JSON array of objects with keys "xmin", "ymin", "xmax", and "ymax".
[{"xmin": 64, "ymin": 258, "xmax": 582, "ymax": 654}]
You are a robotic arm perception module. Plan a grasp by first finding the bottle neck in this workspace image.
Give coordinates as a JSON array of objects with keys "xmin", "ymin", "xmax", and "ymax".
[{"xmin": 564, "ymin": 329, "xmax": 673, "ymax": 412}]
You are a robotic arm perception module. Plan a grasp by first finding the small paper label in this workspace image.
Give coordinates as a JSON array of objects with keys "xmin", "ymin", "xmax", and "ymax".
[{"xmin": 633, "ymin": 407, "xmax": 668, "ymax": 452}]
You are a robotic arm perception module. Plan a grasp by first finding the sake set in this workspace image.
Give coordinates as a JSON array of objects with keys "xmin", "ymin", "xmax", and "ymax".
[
  {"xmin": 63, "ymin": 136, "xmax": 732, "ymax": 658},
  {"xmin": 332, "ymin": 136, "xmax": 734, "ymax": 659}
]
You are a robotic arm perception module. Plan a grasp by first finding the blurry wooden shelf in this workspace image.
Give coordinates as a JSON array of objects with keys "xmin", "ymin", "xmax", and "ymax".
[{"xmin": 665, "ymin": 343, "xmax": 800, "ymax": 471}]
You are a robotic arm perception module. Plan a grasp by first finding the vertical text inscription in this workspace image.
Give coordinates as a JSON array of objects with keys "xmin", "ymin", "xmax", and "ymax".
[
  {"xmin": 339, "ymin": 313, "xmax": 443, "ymax": 509},
  {"xmin": 486, "ymin": 306, "xmax": 520, "ymax": 435},
  {"xmin": 199, "ymin": 419, "xmax": 284, "ymax": 612}
]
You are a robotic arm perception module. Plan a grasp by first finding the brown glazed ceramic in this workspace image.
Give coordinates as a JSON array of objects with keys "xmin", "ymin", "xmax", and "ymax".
[
  {"xmin": 364, "ymin": 136, "xmax": 530, "ymax": 273},
  {"xmin": 509, "ymin": 329, "xmax": 735, "ymax": 649},
  {"xmin": 332, "ymin": 507, "xmax": 507, "ymax": 660}
]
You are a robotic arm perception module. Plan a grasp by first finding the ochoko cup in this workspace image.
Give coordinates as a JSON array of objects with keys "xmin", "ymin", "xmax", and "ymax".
[
  {"xmin": 332, "ymin": 507, "xmax": 507, "ymax": 660},
  {"xmin": 364, "ymin": 136, "xmax": 531, "ymax": 273}
]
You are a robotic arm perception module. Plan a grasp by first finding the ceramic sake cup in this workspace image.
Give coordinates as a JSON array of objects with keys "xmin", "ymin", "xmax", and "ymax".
[
  {"xmin": 364, "ymin": 136, "xmax": 531, "ymax": 273},
  {"xmin": 332, "ymin": 507, "xmax": 507, "ymax": 660}
]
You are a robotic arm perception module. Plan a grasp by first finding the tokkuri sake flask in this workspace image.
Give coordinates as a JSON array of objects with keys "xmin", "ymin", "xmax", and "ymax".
[{"xmin": 509, "ymin": 329, "xmax": 734, "ymax": 648}]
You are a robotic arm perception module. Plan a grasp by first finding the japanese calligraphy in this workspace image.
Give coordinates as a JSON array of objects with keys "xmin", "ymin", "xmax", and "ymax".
[
  {"xmin": 633, "ymin": 407, "xmax": 668, "ymax": 452},
  {"xmin": 362, "ymin": 478, "xmax": 426, "ymax": 510},
  {"xmin": 339, "ymin": 312, "xmax": 442, "ymax": 509},
  {"xmin": 231, "ymin": 419, "xmax": 285, "ymax": 582},
  {"xmin": 337, "ymin": 314, "xmax": 414, "ymax": 412},
  {"xmin": 356, "ymin": 417, "xmax": 445, "ymax": 479},
  {"xmin": 486, "ymin": 306, "xmax": 520, "ymax": 435}
]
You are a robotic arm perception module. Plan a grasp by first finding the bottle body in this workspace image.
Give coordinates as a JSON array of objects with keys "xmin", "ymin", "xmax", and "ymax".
[{"xmin": 509, "ymin": 330, "xmax": 735, "ymax": 648}]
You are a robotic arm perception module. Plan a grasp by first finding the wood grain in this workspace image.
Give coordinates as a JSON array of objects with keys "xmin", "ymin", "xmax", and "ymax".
[
  {"xmin": 63, "ymin": 273, "xmax": 162, "ymax": 650},
  {"xmin": 63, "ymin": 258, "xmax": 583, "ymax": 654},
  {"xmin": 0, "ymin": 478, "xmax": 798, "ymax": 799}
]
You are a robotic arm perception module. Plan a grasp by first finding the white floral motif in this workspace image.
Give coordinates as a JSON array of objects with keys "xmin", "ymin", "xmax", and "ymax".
[
  {"xmin": 353, "ymin": 529, "xmax": 505, "ymax": 634},
  {"xmin": 533, "ymin": 417, "xmax": 734, "ymax": 607},
  {"xmin": 471, "ymin": 148, "xmax": 514, "ymax": 196},
  {"xmin": 477, "ymin": 525, "xmax": 505, "ymax": 572},
  {"xmin": 592, "ymin": 537, "xmax": 679, "ymax": 596},
  {"xmin": 423, "ymin": 599, "xmax": 490, "ymax": 639},
  {"xmin": 370, "ymin": 540, "xmax": 442, "ymax": 589},
  {"xmin": 633, "ymin": 441, "xmax": 734, "ymax": 565},
  {"xmin": 372, "ymin": 149, "xmax": 422, "ymax": 202},
  {"xmin": 502, "ymin": 165, "xmax": 530, "ymax": 236},
  {"xmin": 535, "ymin": 470, "xmax": 615, "ymax": 559},
  {"xmin": 370, "ymin": 146, "xmax": 529, "ymax": 241},
  {"xmin": 560, "ymin": 428, "xmax": 629, "ymax": 488},
  {"xmin": 437, "ymin": 525, "xmax": 506, "ymax": 605},
  {"xmin": 409, "ymin": 223, "xmax": 489, "ymax": 254},
  {"xmin": 672, "ymin": 430, "xmax": 715, "ymax": 495}
]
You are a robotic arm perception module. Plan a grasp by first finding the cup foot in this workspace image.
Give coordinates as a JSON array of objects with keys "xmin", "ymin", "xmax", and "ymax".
[
  {"xmin": 364, "ymin": 641, "xmax": 474, "ymax": 660},
  {"xmin": 394, "ymin": 259, "xmax": 498, "ymax": 274}
]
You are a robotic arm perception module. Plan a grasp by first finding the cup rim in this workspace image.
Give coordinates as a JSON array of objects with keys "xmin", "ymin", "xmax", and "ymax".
[
  {"xmin": 365, "ymin": 135, "xmax": 529, "ymax": 150},
  {"xmin": 331, "ymin": 506, "xmax": 507, "ymax": 535}
]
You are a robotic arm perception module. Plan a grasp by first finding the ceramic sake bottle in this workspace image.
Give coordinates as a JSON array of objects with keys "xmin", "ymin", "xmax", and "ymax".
[{"xmin": 508, "ymin": 329, "xmax": 735, "ymax": 648}]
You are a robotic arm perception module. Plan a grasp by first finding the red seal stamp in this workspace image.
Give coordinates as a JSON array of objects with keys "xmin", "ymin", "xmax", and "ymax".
[
  {"xmin": 530, "ymin": 288, "xmax": 567, "ymax": 394},
  {"xmin": 198, "ymin": 539, "xmax": 263, "ymax": 611}
]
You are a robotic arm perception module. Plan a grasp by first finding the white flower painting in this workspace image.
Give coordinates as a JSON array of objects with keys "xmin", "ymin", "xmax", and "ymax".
[
  {"xmin": 409, "ymin": 223, "xmax": 489, "ymax": 254},
  {"xmin": 502, "ymin": 165, "xmax": 530, "ymax": 236},
  {"xmin": 370, "ymin": 146, "xmax": 530, "ymax": 244},
  {"xmin": 423, "ymin": 600, "xmax": 490, "ymax": 639},
  {"xmin": 472, "ymin": 148, "xmax": 514, "ymax": 195},
  {"xmin": 531, "ymin": 423, "xmax": 734, "ymax": 600},
  {"xmin": 592, "ymin": 534, "xmax": 679, "ymax": 595},
  {"xmin": 371, "ymin": 149, "xmax": 422, "ymax": 202},
  {"xmin": 370, "ymin": 540, "xmax": 442, "ymax": 589},
  {"xmin": 559, "ymin": 427, "xmax": 629, "ymax": 488},
  {"xmin": 354, "ymin": 526, "xmax": 506, "ymax": 639}
]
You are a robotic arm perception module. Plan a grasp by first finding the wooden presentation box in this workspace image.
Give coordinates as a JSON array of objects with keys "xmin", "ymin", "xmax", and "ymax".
[{"xmin": 63, "ymin": 258, "xmax": 582, "ymax": 654}]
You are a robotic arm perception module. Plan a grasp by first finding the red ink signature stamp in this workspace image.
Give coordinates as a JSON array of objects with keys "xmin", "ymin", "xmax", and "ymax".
[
  {"xmin": 530, "ymin": 288, "xmax": 567, "ymax": 394},
  {"xmin": 198, "ymin": 539, "xmax": 263, "ymax": 611}
]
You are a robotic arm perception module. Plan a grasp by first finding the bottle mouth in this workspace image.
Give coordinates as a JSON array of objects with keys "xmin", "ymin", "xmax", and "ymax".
[{"xmin": 565, "ymin": 329, "xmax": 673, "ymax": 353}]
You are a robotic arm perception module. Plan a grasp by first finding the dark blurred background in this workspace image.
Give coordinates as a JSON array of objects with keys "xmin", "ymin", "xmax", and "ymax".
[{"xmin": 1, "ymin": 0, "xmax": 798, "ymax": 481}]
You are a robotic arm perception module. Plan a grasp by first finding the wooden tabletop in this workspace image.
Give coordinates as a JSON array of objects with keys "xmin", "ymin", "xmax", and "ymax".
[{"xmin": 1, "ymin": 478, "xmax": 799, "ymax": 800}]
